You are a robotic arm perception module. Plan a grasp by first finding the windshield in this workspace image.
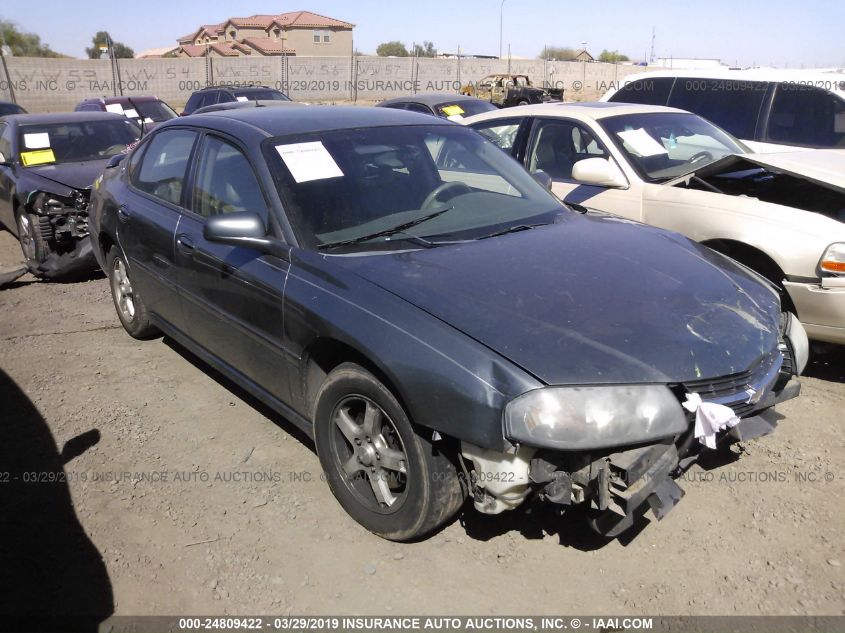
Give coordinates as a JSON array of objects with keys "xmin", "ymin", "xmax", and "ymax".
[
  {"xmin": 434, "ymin": 100, "xmax": 498, "ymax": 119},
  {"xmin": 265, "ymin": 125, "xmax": 565, "ymax": 252},
  {"xmin": 18, "ymin": 119, "xmax": 141, "ymax": 166},
  {"xmin": 235, "ymin": 89, "xmax": 291, "ymax": 102},
  {"xmin": 598, "ymin": 112, "xmax": 747, "ymax": 181},
  {"xmin": 132, "ymin": 100, "xmax": 178, "ymax": 122}
]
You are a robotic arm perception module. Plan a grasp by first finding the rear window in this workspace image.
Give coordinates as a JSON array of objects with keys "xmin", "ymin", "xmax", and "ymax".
[
  {"xmin": 233, "ymin": 89, "xmax": 290, "ymax": 102},
  {"xmin": 434, "ymin": 100, "xmax": 498, "ymax": 119},
  {"xmin": 668, "ymin": 78, "xmax": 768, "ymax": 140}
]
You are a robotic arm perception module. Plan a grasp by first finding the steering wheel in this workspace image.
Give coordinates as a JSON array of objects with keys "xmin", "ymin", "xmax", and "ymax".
[
  {"xmin": 689, "ymin": 150, "xmax": 714, "ymax": 164},
  {"xmin": 421, "ymin": 181, "xmax": 472, "ymax": 210}
]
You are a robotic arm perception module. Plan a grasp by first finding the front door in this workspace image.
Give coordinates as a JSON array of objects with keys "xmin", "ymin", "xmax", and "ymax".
[
  {"xmin": 525, "ymin": 118, "xmax": 642, "ymax": 220},
  {"xmin": 175, "ymin": 134, "xmax": 293, "ymax": 404}
]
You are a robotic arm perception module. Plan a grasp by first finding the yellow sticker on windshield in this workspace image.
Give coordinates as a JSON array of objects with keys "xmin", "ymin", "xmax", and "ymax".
[
  {"xmin": 441, "ymin": 105, "xmax": 465, "ymax": 116},
  {"xmin": 21, "ymin": 149, "xmax": 56, "ymax": 166}
]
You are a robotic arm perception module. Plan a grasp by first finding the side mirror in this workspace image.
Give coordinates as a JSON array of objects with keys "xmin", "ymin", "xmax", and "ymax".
[
  {"xmin": 106, "ymin": 154, "xmax": 126, "ymax": 169},
  {"xmin": 532, "ymin": 170, "xmax": 553, "ymax": 190},
  {"xmin": 204, "ymin": 212, "xmax": 290, "ymax": 259},
  {"xmin": 571, "ymin": 157, "xmax": 628, "ymax": 188}
]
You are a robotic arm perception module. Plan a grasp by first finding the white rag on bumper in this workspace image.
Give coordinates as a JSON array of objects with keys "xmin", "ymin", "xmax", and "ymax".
[{"xmin": 682, "ymin": 392, "xmax": 740, "ymax": 450}]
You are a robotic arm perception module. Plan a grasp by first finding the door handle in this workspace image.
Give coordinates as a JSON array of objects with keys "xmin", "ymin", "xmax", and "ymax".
[
  {"xmin": 176, "ymin": 234, "xmax": 195, "ymax": 254},
  {"xmin": 117, "ymin": 205, "xmax": 130, "ymax": 223}
]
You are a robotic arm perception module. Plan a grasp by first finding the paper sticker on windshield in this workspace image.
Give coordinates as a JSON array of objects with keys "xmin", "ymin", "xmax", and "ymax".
[
  {"xmin": 105, "ymin": 103, "xmax": 124, "ymax": 114},
  {"xmin": 446, "ymin": 114, "xmax": 464, "ymax": 122},
  {"xmin": 275, "ymin": 141, "xmax": 344, "ymax": 183},
  {"xmin": 21, "ymin": 149, "xmax": 56, "ymax": 166},
  {"xmin": 23, "ymin": 133, "xmax": 50, "ymax": 149},
  {"xmin": 617, "ymin": 128, "xmax": 668, "ymax": 157},
  {"xmin": 123, "ymin": 108, "xmax": 139, "ymax": 118},
  {"xmin": 236, "ymin": 96, "xmax": 249, "ymax": 102},
  {"xmin": 441, "ymin": 105, "xmax": 465, "ymax": 117}
]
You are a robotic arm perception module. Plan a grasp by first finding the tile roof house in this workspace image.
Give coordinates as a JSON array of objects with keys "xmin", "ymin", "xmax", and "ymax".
[{"xmin": 176, "ymin": 10, "xmax": 354, "ymax": 57}]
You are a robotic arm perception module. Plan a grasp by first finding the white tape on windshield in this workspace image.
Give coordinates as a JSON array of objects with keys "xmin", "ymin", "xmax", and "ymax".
[
  {"xmin": 23, "ymin": 133, "xmax": 50, "ymax": 149},
  {"xmin": 275, "ymin": 141, "xmax": 344, "ymax": 183}
]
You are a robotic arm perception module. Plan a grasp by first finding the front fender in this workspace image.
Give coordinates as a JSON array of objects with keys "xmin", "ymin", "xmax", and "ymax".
[{"xmin": 284, "ymin": 251, "xmax": 541, "ymax": 451}]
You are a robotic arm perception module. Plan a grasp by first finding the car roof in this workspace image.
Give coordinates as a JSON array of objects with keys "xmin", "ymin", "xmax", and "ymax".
[
  {"xmin": 180, "ymin": 105, "xmax": 455, "ymax": 137},
  {"xmin": 1, "ymin": 111, "xmax": 130, "ymax": 125},
  {"xmin": 378, "ymin": 93, "xmax": 489, "ymax": 107},
  {"xmin": 192, "ymin": 100, "xmax": 304, "ymax": 114},
  {"xmin": 463, "ymin": 101, "xmax": 685, "ymax": 124},
  {"xmin": 612, "ymin": 69, "xmax": 845, "ymax": 96}
]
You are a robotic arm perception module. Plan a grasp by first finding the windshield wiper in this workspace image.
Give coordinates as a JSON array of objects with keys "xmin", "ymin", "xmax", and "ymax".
[
  {"xmin": 477, "ymin": 222, "xmax": 550, "ymax": 240},
  {"xmin": 317, "ymin": 206, "xmax": 453, "ymax": 251}
]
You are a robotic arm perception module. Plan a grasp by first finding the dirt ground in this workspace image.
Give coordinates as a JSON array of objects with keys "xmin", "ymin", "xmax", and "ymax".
[{"xmin": 0, "ymin": 229, "xmax": 844, "ymax": 619}]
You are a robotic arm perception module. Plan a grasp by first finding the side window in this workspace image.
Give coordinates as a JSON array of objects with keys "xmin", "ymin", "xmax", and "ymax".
[
  {"xmin": 192, "ymin": 136, "xmax": 268, "ymax": 220},
  {"xmin": 610, "ymin": 77, "xmax": 674, "ymax": 105},
  {"xmin": 126, "ymin": 138, "xmax": 148, "ymax": 180},
  {"xmin": 0, "ymin": 123, "xmax": 10, "ymax": 162},
  {"xmin": 767, "ymin": 85, "xmax": 845, "ymax": 148},
  {"xmin": 218, "ymin": 92, "xmax": 236, "ymax": 104},
  {"xmin": 471, "ymin": 119, "xmax": 522, "ymax": 154},
  {"xmin": 527, "ymin": 119, "xmax": 609, "ymax": 180},
  {"xmin": 133, "ymin": 129, "xmax": 198, "ymax": 205},
  {"xmin": 668, "ymin": 78, "xmax": 768, "ymax": 139}
]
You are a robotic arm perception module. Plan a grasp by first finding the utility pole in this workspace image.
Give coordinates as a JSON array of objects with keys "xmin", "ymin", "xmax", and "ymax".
[
  {"xmin": 499, "ymin": 0, "xmax": 507, "ymax": 59},
  {"xmin": 650, "ymin": 26, "xmax": 656, "ymax": 64}
]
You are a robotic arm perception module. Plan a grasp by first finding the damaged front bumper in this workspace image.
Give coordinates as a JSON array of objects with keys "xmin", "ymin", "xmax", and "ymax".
[
  {"xmin": 460, "ymin": 316, "xmax": 806, "ymax": 538},
  {"xmin": 28, "ymin": 190, "xmax": 98, "ymax": 279}
]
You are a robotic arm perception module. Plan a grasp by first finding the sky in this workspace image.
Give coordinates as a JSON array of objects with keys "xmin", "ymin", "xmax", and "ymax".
[{"xmin": 2, "ymin": 0, "xmax": 843, "ymax": 68}]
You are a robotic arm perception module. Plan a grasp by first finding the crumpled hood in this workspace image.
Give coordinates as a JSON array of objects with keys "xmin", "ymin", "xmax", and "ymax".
[
  {"xmin": 27, "ymin": 160, "xmax": 109, "ymax": 192},
  {"xmin": 333, "ymin": 213, "xmax": 781, "ymax": 385},
  {"xmin": 667, "ymin": 150, "xmax": 845, "ymax": 194}
]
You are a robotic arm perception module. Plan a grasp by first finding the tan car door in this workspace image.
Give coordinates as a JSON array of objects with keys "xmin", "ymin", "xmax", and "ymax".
[{"xmin": 525, "ymin": 117, "xmax": 643, "ymax": 219}]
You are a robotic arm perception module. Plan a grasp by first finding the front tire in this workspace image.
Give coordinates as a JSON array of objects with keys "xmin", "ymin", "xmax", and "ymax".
[
  {"xmin": 314, "ymin": 363, "xmax": 465, "ymax": 541},
  {"xmin": 15, "ymin": 210, "xmax": 50, "ymax": 272},
  {"xmin": 106, "ymin": 246, "xmax": 158, "ymax": 339}
]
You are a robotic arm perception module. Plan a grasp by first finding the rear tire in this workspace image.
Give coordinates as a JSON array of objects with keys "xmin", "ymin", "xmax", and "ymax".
[
  {"xmin": 314, "ymin": 363, "xmax": 465, "ymax": 541},
  {"xmin": 106, "ymin": 246, "xmax": 159, "ymax": 339}
]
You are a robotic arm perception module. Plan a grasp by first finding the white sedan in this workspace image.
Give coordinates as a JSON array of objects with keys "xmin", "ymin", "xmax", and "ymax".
[{"xmin": 464, "ymin": 102, "xmax": 845, "ymax": 345}]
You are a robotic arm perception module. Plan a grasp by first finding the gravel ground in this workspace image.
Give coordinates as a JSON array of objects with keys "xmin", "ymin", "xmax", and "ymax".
[{"xmin": 0, "ymin": 229, "xmax": 844, "ymax": 620}]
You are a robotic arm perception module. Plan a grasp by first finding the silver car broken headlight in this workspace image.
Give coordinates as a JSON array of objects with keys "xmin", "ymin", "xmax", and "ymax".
[{"xmin": 504, "ymin": 385, "xmax": 687, "ymax": 451}]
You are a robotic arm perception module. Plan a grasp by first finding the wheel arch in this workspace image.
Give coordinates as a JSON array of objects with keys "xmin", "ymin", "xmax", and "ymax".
[
  {"xmin": 701, "ymin": 238, "xmax": 795, "ymax": 311},
  {"xmin": 300, "ymin": 336, "xmax": 414, "ymax": 429}
]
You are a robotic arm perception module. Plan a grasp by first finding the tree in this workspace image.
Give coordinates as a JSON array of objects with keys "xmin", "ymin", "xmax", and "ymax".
[
  {"xmin": 86, "ymin": 31, "xmax": 134, "ymax": 59},
  {"xmin": 413, "ymin": 41, "xmax": 437, "ymax": 58},
  {"xmin": 538, "ymin": 46, "xmax": 577, "ymax": 61},
  {"xmin": 0, "ymin": 19, "xmax": 61, "ymax": 57},
  {"xmin": 376, "ymin": 41, "xmax": 408, "ymax": 57},
  {"xmin": 598, "ymin": 49, "xmax": 630, "ymax": 63}
]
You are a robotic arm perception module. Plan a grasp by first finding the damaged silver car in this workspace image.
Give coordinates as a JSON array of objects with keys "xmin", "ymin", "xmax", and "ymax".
[{"xmin": 0, "ymin": 112, "xmax": 141, "ymax": 279}]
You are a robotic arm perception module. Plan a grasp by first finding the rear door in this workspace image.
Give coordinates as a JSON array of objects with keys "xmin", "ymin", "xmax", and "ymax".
[
  {"xmin": 0, "ymin": 123, "xmax": 15, "ymax": 231},
  {"xmin": 175, "ymin": 133, "xmax": 293, "ymax": 403},
  {"xmin": 120, "ymin": 127, "xmax": 199, "ymax": 332}
]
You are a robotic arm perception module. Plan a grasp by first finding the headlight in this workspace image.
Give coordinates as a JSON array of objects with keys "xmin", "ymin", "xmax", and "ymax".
[
  {"xmin": 504, "ymin": 385, "xmax": 687, "ymax": 451},
  {"xmin": 819, "ymin": 243, "xmax": 845, "ymax": 276}
]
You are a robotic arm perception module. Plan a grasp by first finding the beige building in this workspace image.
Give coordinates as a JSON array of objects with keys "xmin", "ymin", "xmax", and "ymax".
[{"xmin": 176, "ymin": 10, "xmax": 354, "ymax": 57}]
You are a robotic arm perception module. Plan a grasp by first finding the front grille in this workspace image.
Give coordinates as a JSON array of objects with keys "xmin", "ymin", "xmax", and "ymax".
[{"xmin": 679, "ymin": 350, "xmax": 782, "ymax": 418}]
